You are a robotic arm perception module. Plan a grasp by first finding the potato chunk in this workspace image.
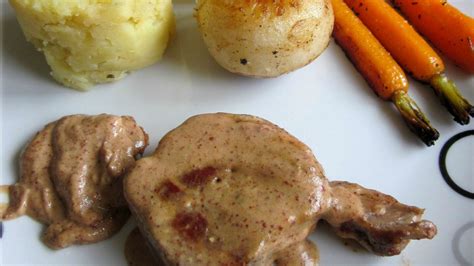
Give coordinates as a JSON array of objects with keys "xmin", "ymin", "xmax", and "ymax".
[
  {"xmin": 9, "ymin": 0, "xmax": 175, "ymax": 90},
  {"xmin": 195, "ymin": 0, "xmax": 334, "ymax": 77}
]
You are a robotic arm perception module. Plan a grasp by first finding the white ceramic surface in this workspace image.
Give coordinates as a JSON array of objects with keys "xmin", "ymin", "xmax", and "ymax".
[{"xmin": 1, "ymin": 1, "xmax": 473, "ymax": 265}]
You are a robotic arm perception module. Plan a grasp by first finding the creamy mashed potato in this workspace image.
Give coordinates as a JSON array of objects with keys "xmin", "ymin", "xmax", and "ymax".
[{"xmin": 9, "ymin": 0, "xmax": 175, "ymax": 90}]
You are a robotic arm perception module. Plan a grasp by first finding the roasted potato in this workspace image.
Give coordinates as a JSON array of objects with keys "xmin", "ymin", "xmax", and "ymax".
[{"xmin": 195, "ymin": 0, "xmax": 334, "ymax": 77}]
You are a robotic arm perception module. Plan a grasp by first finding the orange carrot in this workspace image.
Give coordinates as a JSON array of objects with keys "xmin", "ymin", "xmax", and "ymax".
[
  {"xmin": 332, "ymin": 0, "xmax": 439, "ymax": 146},
  {"xmin": 393, "ymin": 0, "xmax": 474, "ymax": 74},
  {"xmin": 345, "ymin": 0, "xmax": 473, "ymax": 125}
]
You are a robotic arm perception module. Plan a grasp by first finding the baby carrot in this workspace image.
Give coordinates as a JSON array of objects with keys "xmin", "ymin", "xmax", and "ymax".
[
  {"xmin": 345, "ymin": 0, "xmax": 473, "ymax": 125},
  {"xmin": 332, "ymin": 0, "xmax": 439, "ymax": 146},
  {"xmin": 392, "ymin": 0, "xmax": 474, "ymax": 74}
]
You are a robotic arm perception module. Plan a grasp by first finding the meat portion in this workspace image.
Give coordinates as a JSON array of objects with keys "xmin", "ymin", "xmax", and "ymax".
[
  {"xmin": 273, "ymin": 240, "xmax": 320, "ymax": 266},
  {"xmin": 0, "ymin": 114, "xmax": 148, "ymax": 249},
  {"xmin": 123, "ymin": 113, "xmax": 436, "ymax": 265},
  {"xmin": 124, "ymin": 228, "xmax": 319, "ymax": 266},
  {"xmin": 124, "ymin": 113, "xmax": 329, "ymax": 265},
  {"xmin": 322, "ymin": 181, "xmax": 437, "ymax": 256},
  {"xmin": 124, "ymin": 113, "xmax": 437, "ymax": 265},
  {"xmin": 125, "ymin": 228, "xmax": 164, "ymax": 266}
]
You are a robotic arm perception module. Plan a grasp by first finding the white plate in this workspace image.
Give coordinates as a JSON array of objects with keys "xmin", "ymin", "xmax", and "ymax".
[{"xmin": 1, "ymin": 1, "xmax": 473, "ymax": 265}]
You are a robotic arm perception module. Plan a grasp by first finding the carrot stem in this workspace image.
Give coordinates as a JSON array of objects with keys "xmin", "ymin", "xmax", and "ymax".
[
  {"xmin": 430, "ymin": 74, "xmax": 474, "ymax": 125},
  {"xmin": 344, "ymin": 0, "xmax": 473, "ymax": 125},
  {"xmin": 332, "ymin": 0, "xmax": 439, "ymax": 146},
  {"xmin": 392, "ymin": 91, "xmax": 439, "ymax": 146}
]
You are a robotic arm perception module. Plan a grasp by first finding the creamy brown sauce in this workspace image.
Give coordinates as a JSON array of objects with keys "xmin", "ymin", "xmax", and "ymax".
[
  {"xmin": 124, "ymin": 228, "xmax": 319, "ymax": 266},
  {"xmin": 124, "ymin": 113, "xmax": 437, "ymax": 265},
  {"xmin": 273, "ymin": 240, "xmax": 319, "ymax": 266},
  {"xmin": 0, "ymin": 205, "xmax": 7, "ymax": 215},
  {"xmin": 0, "ymin": 186, "xmax": 9, "ymax": 214},
  {"xmin": 0, "ymin": 114, "xmax": 148, "ymax": 249},
  {"xmin": 1, "ymin": 113, "xmax": 436, "ymax": 262},
  {"xmin": 125, "ymin": 113, "xmax": 328, "ymax": 265}
]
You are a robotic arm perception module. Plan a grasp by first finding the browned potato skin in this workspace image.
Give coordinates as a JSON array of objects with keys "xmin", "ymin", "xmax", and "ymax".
[{"xmin": 195, "ymin": 0, "xmax": 334, "ymax": 77}]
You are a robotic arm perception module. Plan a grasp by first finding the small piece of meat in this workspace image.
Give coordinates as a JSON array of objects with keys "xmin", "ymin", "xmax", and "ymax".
[
  {"xmin": 124, "ymin": 113, "xmax": 329, "ymax": 265},
  {"xmin": 125, "ymin": 228, "xmax": 165, "ymax": 266},
  {"xmin": 0, "ymin": 114, "xmax": 148, "ymax": 249},
  {"xmin": 322, "ymin": 181, "xmax": 437, "ymax": 256}
]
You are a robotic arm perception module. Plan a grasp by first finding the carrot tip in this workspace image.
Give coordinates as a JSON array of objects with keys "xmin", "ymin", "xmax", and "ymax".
[
  {"xmin": 392, "ymin": 91, "xmax": 440, "ymax": 146},
  {"xmin": 430, "ymin": 74, "xmax": 474, "ymax": 125}
]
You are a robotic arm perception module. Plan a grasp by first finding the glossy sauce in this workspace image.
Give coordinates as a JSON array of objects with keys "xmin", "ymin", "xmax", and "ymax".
[
  {"xmin": 0, "ymin": 186, "xmax": 9, "ymax": 214},
  {"xmin": 0, "ymin": 114, "xmax": 148, "ymax": 249},
  {"xmin": 124, "ymin": 228, "xmax": 320, "ymax": 266},
  {"xmin": 273, "ymin": 240, "xmax": 320, "ymax": 266},
  {"xmin": 124, "ymin": 113, "xmax": 329, "ymax": 265},
  {"xmin": 124, "ymin": 113, "xmax": 437, "ymax": 264}
]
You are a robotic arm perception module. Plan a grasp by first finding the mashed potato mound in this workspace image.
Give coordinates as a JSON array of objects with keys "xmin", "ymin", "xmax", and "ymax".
[{"xmin": 9, "ymin": 0, "xmax": 175, "ymax": 90}]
